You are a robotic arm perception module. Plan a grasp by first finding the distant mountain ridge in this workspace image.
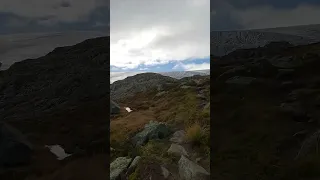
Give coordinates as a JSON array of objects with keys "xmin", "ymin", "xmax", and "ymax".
[
  {"xmin": 109, "ymin": 70, "xmax": 210, "ymax": 101},
  {"xmin": 110, "ymin": 70, "xmax": 210, "ymax": 84},
  {"xmin": 212, "ymin": 24, "xmax": 320, "ymax": 56}
]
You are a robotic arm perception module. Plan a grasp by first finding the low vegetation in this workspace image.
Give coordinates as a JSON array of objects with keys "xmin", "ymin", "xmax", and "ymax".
[{"xmin": 110, "ymin": 76, "xmax": 211, "ymax": 178}]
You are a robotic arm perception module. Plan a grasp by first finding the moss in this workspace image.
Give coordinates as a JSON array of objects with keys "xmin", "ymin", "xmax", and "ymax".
[
  {"xmin": 139, "ymin": 140, "xmax": 176, "ymax": 164},
  {"xmin": 128, "ymin": 167, "xmax": 140, "ymax": 180}
]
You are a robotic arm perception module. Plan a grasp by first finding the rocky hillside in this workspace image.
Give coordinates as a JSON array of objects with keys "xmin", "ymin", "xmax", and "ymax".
[
  {"xmin": 110, "ymin": 74, "xmax": 210, "ymax": 180},
  {"xmin": 110, "ymin": 73, "xmax": 178, "ymax": 101},
  {"xmin": 212, "ymin": 24, "xmax": 320, "ymax": 56},
  {"xmin": 0, "ymin": 36, "xmax": 109, "ymax": 180},
  {"xmin": 0, "ymin": 36, "xmax": 109, "ymax": 121},
  {"xmin": 110, "ymin": 70, "xmax": 210, "ymax": 84},
  {"xmin": 212, "ymin": 41, "xmax": 320, "ymax": 179}
]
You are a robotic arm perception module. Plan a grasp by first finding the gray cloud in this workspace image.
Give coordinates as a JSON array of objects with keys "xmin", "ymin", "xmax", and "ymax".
[
  {"xmin": 0, "ymin": 0, "xmax": 107, "ymax": 24},
  {"xmin": 212, "ymin": 0, "xmax": 320, "ymax": 30},
  {"xmin": 111, "ymin": 0, "xmax": 210, "ymax": 69}
]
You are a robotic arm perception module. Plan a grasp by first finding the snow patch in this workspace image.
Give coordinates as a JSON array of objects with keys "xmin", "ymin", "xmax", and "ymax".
[
  {"xmin": 125, "ymin": 107, "xmax": 132, "ymax": 112},
  {"xmin": 45, "ymin": 145, "xmax": 72, "ymax": 160}
]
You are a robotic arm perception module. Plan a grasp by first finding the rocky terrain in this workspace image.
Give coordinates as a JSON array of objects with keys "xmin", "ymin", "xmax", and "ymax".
[
  {"xmin": 212, "ymin": 40, "xmax": 320, "ymax": 179},
  {"xmin": 212, "ymin": 24, "xmax": 320, "ymax": 56},
  {"xmin": 110, "ymin": 73, "xmax": 210, "ymax": 180},
  {"xmin": 0, "ymin": 36, "xmax": 109, "ymax": 179}
]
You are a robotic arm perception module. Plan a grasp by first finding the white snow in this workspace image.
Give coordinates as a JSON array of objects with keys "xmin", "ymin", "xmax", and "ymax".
[
  {"xmin": 125, "ymin": 107, "xmax": 132, "ymax": 112},
  {"xmin": 45, "ymin": 145, "xmax": 72, "ymax": 160}
]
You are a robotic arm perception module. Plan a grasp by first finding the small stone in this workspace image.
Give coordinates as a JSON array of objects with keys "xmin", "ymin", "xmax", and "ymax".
[
  {"xmin": 170, "ymin": 130, "xmax": 186, "ymax": 144},
  {"xmin": 161, "ymin": 166, "xmax": 170, "ymax": 179},
  {"xmin": 181, "ymin": 85, "xmax": 191, "ymax": 89}
]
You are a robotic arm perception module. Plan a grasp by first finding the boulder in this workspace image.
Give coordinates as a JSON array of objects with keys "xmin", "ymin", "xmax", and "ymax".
[
  {"xmin": 170, "ymin": 130, "xmax": 186, "ymax": 144},
  {"xmin": 110, "ymin": 156, "xmax": 132, "ymax": 180},
  {"xmin": 110, "ymin": 100, "xmax": 120, "ymax": 115},
  {"xmin": 161, "ymin": 166, "xmax": 170, "ymax": 179},
  {"xmin": 0, "ymin": 122, "xmax": 33, "ymax": 167},
  {"xmin": 131, "ymin": 121, "xmax": 171, "ymax": 147},
  {"xmin": 178, "ymin": 155, "xmax": 210, "ymax": 180},
  {"xmin": 127, "ymin": 156, "xmax": 141, "ymax": 175},
  {"xmin": 167, "ymin": 144, "xmax": 189, "ymax": 157}
]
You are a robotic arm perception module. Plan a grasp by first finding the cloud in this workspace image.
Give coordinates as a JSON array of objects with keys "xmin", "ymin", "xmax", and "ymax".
[
  {"xmin": 233, "ymin": 4, "xmax": 320, "ymax": 29},
  {"xmin": 0, "ymin": 0, "xmax": 108, "ymax": 24},
  {"xmin": 110, "ymin": 0, "xmax": 210, "ymax": 69},
  {"xmin": 173, "ymin": 62, "xmax": 210, "ymax": 71},
  {"xmin": 212, "ymin": 1, "xmax": 320, "ymax": 30}
]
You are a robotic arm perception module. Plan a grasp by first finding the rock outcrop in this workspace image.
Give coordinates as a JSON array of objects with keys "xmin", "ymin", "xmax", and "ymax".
[{"xmin": 131, "ymin": 121, "xmax": 172, "ymax": 147}]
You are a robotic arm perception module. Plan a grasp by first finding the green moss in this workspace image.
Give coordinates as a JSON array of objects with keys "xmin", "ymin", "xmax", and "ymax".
[
  {"xmin": 139, "ymin": 140, "xmax": 176, "ymax": 164},
  {"xmin": 128, "ymin": 167, "xmax": 140, "ymax": 180}
]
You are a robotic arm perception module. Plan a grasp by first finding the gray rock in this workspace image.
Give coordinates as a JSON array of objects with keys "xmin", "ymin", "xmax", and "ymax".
[
  {"xmin": 167, "ymin": 144, "xmax": 189, "ymax": 157},
  {"xmin": 127, "ymin": 156, "xmax": 141, "ymax": 174},
  {"xmin": 132, "ymin": 121, "xmax": 171, "ymax": 147},
  {"xmin": 110, "ymin": 156, "xmax": 132, "ymax": 180},
  {"xmin": 110, "ymin": 100, "xmax": 120, "ymax": 115},
  {"xmin": 170, "ymin": 130, "xmax": 186, "ymax": 144},
  {"xmin": 161, "ymin": 166, "xmax": 170, "ymax": 179},
  {"xmin": 0, "ymin": 122, "xmax": 33, "ymax": 167},
  {"xmin": 181, "ymin": 85, "xmax": 191, "ymax": 89},
  {"xmin": 203, "ymin": 102, "xmax": 210, "ymax": 110},
  {"xmin": 226, "ymin": 76, "xmax": 256, "ymax": 85},
  {"xmin": 196, "ymin": 157, "xmax": 202, "ymax": 163},
  {"xmin": 178, "ymin": 155, "xmax": 210, "ymax": 180}
]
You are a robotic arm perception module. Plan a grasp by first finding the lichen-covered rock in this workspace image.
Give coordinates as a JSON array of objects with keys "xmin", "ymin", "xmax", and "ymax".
[
  {"xmin": 170, "ymin": 130, "xmax": 186, "ymax": 144},
  {"xmin": 167, "ymin": 143, "xmax": 189, "ymax": 157},
  {"xmin": 110, "ymin": 156, "xmax": 132, "ymax": 180},
  {"xmin": 131, "ymin": 121, "xmax": 171, "ymax": 147},
  {"xmin": 178, "ymin": 155, "xmax": 210, "ymax": 180},
  {"xmin": 127, "ymin": 156, "xmax": 141, "ymax": 175}
]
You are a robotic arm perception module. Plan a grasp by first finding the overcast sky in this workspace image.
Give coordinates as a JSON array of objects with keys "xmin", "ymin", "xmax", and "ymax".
[
  {"xmin": 110, "ymin": 0, "xmax": 210, "ymax": 72},
  {"xmin": 212, "ymin": 0, "xmax": 320, "ymax": 31},
  {"xmin": 0, "ymin": 0, "xmax": 109, "ymax": 34},
  {"xmin": 0, "ymin": 0, "xmax": 109, "ymax": 69}
]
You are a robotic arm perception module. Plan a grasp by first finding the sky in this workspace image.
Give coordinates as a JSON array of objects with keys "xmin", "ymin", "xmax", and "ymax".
[
  {"xmin": 110, "ymin": 0, "xmax": 210, "ymax": 72},
  {"xmin": 0, "ymin": 0, "xmax": 109, "ymax": 34},
  {"xmin": 212, "ymin": 0, "xmax": 320, "ymax": 31},
  {"xmin": 0, "ymin": 0, "xmax": 109, "ymax": 69}
]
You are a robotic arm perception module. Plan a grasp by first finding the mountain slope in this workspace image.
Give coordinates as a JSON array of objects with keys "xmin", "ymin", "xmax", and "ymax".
[
  {"xmin": 212, "ymin": 41, "xmax": 320, "ymax": 179},
  {"xmin": 0, "ymin": 36, "xmax": 110, "ymax": 180},
  {"xmin": 212, "ymin": 24, "xmax": 320, "ymax": 56}
]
